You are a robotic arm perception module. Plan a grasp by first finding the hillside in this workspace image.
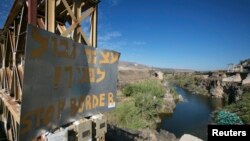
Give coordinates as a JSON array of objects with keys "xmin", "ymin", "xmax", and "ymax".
[{"xmin": 119, "ymin": 61, "xmax": 195, "ymax": 72}]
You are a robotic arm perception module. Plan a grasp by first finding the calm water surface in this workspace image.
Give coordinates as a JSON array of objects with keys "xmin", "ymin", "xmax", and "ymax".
[{"xmin": 159, "ymin": 87, "xmax": 225, "ymax": 140}]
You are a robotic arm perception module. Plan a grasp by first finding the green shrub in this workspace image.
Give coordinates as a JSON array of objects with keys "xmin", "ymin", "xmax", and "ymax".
[
  {"xmin": 122, "ymin": 80, "xmax": 165, "ymax": 98},
  {"xmin": 169, "ymin": 87, "xmax": 179, "ymax": 100},
  {"xmin": 215, "ymin": 110, "xmax": 243, "ymax": 125},
  {"xmin": 225, "ymin": 93, "xmax": 250, "ymax": 123},
  {"xmin": 109, "ymin": 80, "xmax": 166, "ymax": 129},
  {"xmin": 134, "ymin": 93, "xmax": 161, "ymax": 119},
  {"xmin": 168, "ymin": 74, "xmax": 209, "ymax": 95},
  {"xmin": 113, "ymin": 101, "xmax": 147, "ymax": 129},
  {"xmin": 122, "ymin": 84, "xmax": 135, "ymax": 96}
]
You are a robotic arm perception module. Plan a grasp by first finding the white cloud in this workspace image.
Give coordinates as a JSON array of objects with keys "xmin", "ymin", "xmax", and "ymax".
[
  {"xmin": 98, "ymin": 40, "xmax": 126, "ymax": 51},
  {"xmin": 132, "ymin": 41, "xmax": 147, "ymax": 45},
  {"xmin": 107, "ymin": 0, "xmax": 121, "ymax": 7},
  {"xmin": 99, "ymin": 31, "xmax": 122, "ymax": 41}
]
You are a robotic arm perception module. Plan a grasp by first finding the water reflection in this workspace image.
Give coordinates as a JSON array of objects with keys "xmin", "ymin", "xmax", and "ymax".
[{"xmin": 159, "ymin": 87, "xmax": 225, "ymax": 140}]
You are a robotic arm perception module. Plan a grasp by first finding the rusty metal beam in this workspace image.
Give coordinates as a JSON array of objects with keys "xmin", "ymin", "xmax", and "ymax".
[
  {"xmin": 2, "ymin": 0, "xmax": 25, "ymax": 31},
  {"xmin": 28, "ymin": 0, "xmax": 37, "ymax": 26}
]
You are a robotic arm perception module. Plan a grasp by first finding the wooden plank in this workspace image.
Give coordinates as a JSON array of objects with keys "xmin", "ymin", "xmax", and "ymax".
[
  {"xmin": 48, "ymin": 0, "xmax": 55, "ymax": 32},
  {"xmin": 72, "ymin": 1, "xmax": 77, "ymax": 40},
  {"xmin": 0, "ymin": 91, "xmax": 20, "ymax": 124},
  {"xmin": 61, "ymin": 23, "xmax": 78, "ymax": 37},
  {"xmin": 62, "ymin": 7, "xmax": 94, "ymax": 37},
  {"xmin": 75, "ymin": 1, "xmax": 82, "ymax": 42},
  {"xmin": 57, "ymin": 24, "xmax": 65, "ymax": 34},
  {"xmin": 78, "ymin": 7, "xmax": 95, "ymax": 23},
  {"xmin": 3, "ymin": 0, "xmax": 25, "ymax": 32},
  {"xmin": 15, "ymin": 7, "xmax": 24, "ymax": 52},
  {"xmin": 8, "ymin": 31, "xmax": 14, "ymax": 54},
  {"xmin": 62, "ymin": 0, "xmax": 77, "ymax": 21},
  {"xmin": 78, "ymin": 27, "xmax": 90, "ymax": 46},
  {"xmin": 37, "ymin": 18, "xmax": 45, "ymax": 29},
  {"xmin": 92, "ymin": 6, "xmax": 97, "ymax": 47}
]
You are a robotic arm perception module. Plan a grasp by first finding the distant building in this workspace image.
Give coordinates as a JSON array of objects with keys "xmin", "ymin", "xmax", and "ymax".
[
  {"xmin": 227, "ymin": 59, "xmax": 250, "ymax": 73},
  {"xmin": 240, "ymin": 59, "xmax": 250, "ymax": 72},
  {"xmin": 227, "ymin": 64, "xmax": 243, "ymax": 73}
]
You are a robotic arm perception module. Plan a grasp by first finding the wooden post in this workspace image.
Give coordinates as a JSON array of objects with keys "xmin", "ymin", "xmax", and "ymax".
[
  {"xmin": 46, "ymin": 0, "xmax": 55, "ymax": 32},
  {"xmin": 90, "ymin": 6, "xmax": 98, "ymax": 48},
  {"xmin": 93, "ymin": 5, "xmax": 98, "ymax": 48}
]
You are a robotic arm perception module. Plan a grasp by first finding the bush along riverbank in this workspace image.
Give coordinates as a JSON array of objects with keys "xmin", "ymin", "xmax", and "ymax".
[
  {"xmin": 105, "ymin": 79, "xmax": 181, "ymax": 130},
  {"xmin": 165, "ymin": 72, "xmax": 250, "ymax": 125},
  {"xmin": 165, "ymin": 73, "xmax": 247, "ymax": 100},
  {"xmin": 213, "ymin": 92, "xmax": 250, "ymax": 124},
  {"xmin": 165, "ymin": 73, "xmax": 210, "ymax": 96}
]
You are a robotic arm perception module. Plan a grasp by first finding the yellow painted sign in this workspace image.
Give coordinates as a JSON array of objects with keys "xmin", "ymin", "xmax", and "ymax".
[{"xmin": 19, "ymin": 25, "xmax": 120, "ymax": 141}]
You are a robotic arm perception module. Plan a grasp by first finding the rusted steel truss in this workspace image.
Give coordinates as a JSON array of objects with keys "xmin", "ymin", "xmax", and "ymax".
[{"xmin": 0, "ymin": 0, "xmax": 98, "ymax": 140}]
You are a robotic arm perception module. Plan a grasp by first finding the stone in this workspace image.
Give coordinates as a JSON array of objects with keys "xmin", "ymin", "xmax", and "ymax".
[
  {"xmin": 135, "ymin": 129, "xmax": 177, "ymax": 141},
  {"xmin": 222, "ymin": 73, "xmax": 242, "ymax": 83},
  {"xmin": 242, "ymin": 73, "xmax": 250, "ymax": 85},
  {"xmin": 210, "ymin": 85, "xmax": 224, "ymax": 98},
  {"xmin": 158, "ymin": 130, "xmax": 177, "ymax": 141},
  {"xmin": 178, "ymin": 95, "xmax": 184, "ymax": 102},
  {"xmin": 210, "ymin": 81, "xmax": 224, "ymax": 98},
  {"xmin": 152, "ymin": 71, "xmax": 164, "ymax": 80},
  {"xmin": 160, "ymin": 92, "xmax": 176, "ymax": 113},
  {"xmin": 179, "ymin": 134, "xmax": 203, "ymax": 141},
  {"xmin": 135, "ymin": 129, "xmax": 158, "ymax": 141},
  {"xmin": 221, "ymin": 73, "xmax": 227, "ymax": 78},
  {"xmin": 202, "ymin": 75, "xmax": 209, "ymax": 79}
]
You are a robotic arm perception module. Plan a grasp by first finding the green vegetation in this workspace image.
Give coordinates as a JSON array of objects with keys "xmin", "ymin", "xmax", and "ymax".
[
  {"xmin": 122, "ymin": 80, "xmax": 165, "ymax": 98},
  {"xmin": 109, "ymin": 101, "xmax": 147, "ymax": 129},
  {"xmin": 215, "ymin": 110, "xmax": 243, "ymax": 125},
  {"xmin": 166, "ymin": 74, "xmax": 209, "ymax": 95},
  {"xmin": 224, "ymin": 93, "xmax": 250, "ymax": 123},
  {"xmin": 170, "ymin": 87, "xmax": 180, "ymax": 101},
  {"xmin": 106, "ymin": 80, "xmax": 166, "ymax": 129},
  {"xmin": 213, "ymin": 93, "xmax": 250, "ymax": 124}
]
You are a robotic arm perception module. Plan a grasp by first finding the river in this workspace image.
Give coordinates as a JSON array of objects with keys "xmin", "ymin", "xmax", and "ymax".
[{"xmin": 159, "ymin": 87, "xmax": 225, "ymax": 140}]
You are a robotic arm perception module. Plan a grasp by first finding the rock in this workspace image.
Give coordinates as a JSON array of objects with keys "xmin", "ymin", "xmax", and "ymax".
[
  {"xmin": 242, "ymin": 73, "xmax": 250, "ymax": 85},
  {"xmin": 118, "ymin": 69, "xmax": 151, "ymax": 88},
  {"xmin": 178, "ymin": 95, "xmax": 184, "ymax": 102},
  {"xmin": 210, "ymin": 81, "xmax": 224, "ymax": 98},
  {"xmin": 106, "ymin": 124, "xmax": 139, "ymax": 141},
  {"xmin": 222, "ymin": 73, "xmax": 227, "ymax": 78},
  {"xmin": 163, "ymin": 81, "xmax": 169, "ymax": 87},
  {"xmin": 158, "ymin": 130, "xmax": 177, "ymax": 141},
  {"xmin": 222, "ymin": 73, "xmax": 242, "ymax": 83},
  {"xmin": 201, "ymin": 75, "xmax": 209, "ymax": 79},
  {"xmin": 152, "ymin": 71, "xmax": 164, "ymax": 81},
  {"xmin": 135, "ymin": 129, "xmax": 158, "ymax": 141},
  {"xmin": 135, "ymin": 129, "xmax": 177, "ymax": 141},
  {"xmin": 179, "ymin": 134, "xmax": 203, "ymax": 141},
  {"xmin": 160, "ymin": 92, "xmax": 176, "ymax": 113},
  {"xmin": 210, "ymin": 85, "xmax": 224, "ymax": 98}
]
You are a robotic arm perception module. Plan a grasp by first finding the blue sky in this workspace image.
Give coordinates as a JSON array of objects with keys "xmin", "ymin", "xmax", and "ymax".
[
  {"xmin": 98, "ymin": 0, "xmax": 250, "ymax": 70},
  {"xmin": 1, "ymin": 0, "xmax": 250, "ymax": 70}
]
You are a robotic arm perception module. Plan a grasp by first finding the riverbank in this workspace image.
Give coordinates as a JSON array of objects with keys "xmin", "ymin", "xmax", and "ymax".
[
  {"xmin": 159, "ymin": 86, "xmax": 225, "ymax": 140},
  {"xmin": 212, "ymin": 92, "xmax": 250, "ymax": 124},
  {"xmin": 105, "ymin": 79, "xmax": 180, "ymax": 130},
  {"xmin": 166, "ymin": 73, "xmax": 210, "ymax": 96},
  {"xmin": 165, "ymin": 72, "xmax": 250, "ymax": 125}
]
